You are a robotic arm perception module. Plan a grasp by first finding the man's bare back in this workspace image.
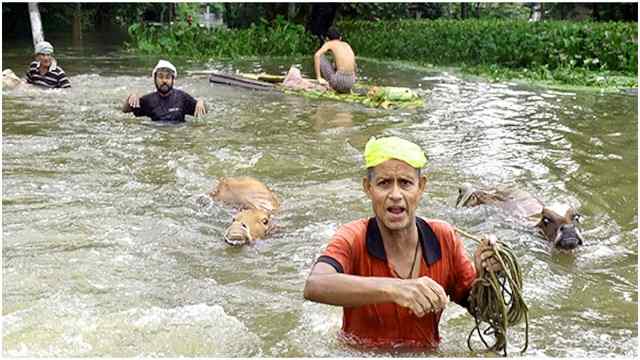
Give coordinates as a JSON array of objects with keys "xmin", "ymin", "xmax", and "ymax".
[
  {"xmin": 313, "ymin": 28, "xmax": 358, "ymax": 93},
  {"xmin": 316, "ymin": 40, "xmax": 356, "ymax": 74}
]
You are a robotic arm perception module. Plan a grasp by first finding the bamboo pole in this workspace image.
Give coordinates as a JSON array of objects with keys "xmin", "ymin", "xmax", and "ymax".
[{"xmin": 28, "ymin": 3, "xmax": 45, "ymax": 48}]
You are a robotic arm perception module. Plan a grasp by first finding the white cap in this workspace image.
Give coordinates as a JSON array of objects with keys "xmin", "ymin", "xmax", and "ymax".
[
  {"xmin": 35, "ymin": 41, "xmax": 54, "ymax": 55},
  {"xmin": 152, "ymin": 60, "xmax": 177, "ymax": 78}
]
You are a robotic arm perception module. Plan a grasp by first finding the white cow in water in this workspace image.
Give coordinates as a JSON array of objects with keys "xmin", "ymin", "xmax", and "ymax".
[{"xmin": 3, "ymin": 69, "xmax": 25, "ymax": 89}]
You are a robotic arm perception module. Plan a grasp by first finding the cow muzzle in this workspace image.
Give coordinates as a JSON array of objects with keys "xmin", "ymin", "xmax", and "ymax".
[
  {"xmin": 554, "ymin": 224, "xmax": 583, "ymax": 250},
  {"xmin": 223, "ymin": 222, "xmax": 252, "ymax": 246}
]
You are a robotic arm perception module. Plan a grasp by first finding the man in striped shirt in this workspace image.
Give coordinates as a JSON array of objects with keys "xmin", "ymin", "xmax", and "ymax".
[
  {"xmin": 25, "ymin": 41, "xmax": 71, "ymax": 89},
  {"xmin": 304, "ymin": 136, "xmax": 503, "ymax": 349}
]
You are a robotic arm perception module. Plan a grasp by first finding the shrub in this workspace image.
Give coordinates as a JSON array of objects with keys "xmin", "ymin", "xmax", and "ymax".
[
  {"xmin": 339, "ymin": 19, "xmax": 637, "ymax": 74},
  {"xmin": 126, "ymin": 15, "xmax": 315, "ymax": 59}
]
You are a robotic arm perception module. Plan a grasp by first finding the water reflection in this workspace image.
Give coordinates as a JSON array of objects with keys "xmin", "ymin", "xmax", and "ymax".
[{"xmin": 310, "ymin": 103, "xmax": 354, "ymax": 131}]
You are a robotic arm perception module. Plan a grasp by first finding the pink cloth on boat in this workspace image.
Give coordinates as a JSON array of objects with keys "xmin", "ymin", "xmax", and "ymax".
[{"xmin": 282, "ymin": 66, "xmax": 328, "ymax": 92}]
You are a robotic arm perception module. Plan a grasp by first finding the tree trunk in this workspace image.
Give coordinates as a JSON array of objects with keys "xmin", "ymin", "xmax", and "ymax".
[
  {"xmin": 287, "ymin": 3, "xmax": 297, "ymax": 21},
  {"xmin": 28, "ymin": 2, "xmax": 44, "ymax": 48},
  {"xmin": 444, "ymin": 3, "xmax": 451, "ymax": 18},
  {"xmin": 591, "ymin": 3, "xmax": 600, "ymax": 21},
  {"xmin": 529, "ymin": 3, "xmax": 544, "ymax": 21},
  {"xmin": 461, "ymin": 3, "xmax": 469, "ymax": 19},
  {"xmin": 475, "ymin": 3, "xmax": 481, "ymax": 18},
  {"xmin": 72, "ymin": 3, "xmax": 82, "ymax": 45},
  {"xmin": 308, "ymin": 4, "xmax": 339, "ymax": 45},
  {"xmin": 267, "ymin": 3, "xmax": 289, "ymax": 22},
  {"xmin": 560, "ymin": 3, "xmax": 568, "ymax": 20},
  {"xmin": 623, "ymin": 3, "xmax": 638, "ymax": 21}
]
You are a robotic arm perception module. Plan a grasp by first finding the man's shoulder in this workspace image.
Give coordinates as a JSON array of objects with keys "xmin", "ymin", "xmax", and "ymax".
[
  {"xmin": 50, "ymin": 65, "xmax": 66, "ymax": 75},
  {"xmin": 327, "ymin": 40, "xmax": 345, "ymax": 48},
  {"xmin": 334, "ymin": 218, "xmax": 369, "ymax": 242},
  {"xmin": 335, "ymin": 40, "xmax": 353, "ymax": 49},
  {"xmin": 136, "ymin": 92, "xmax": 161, "ymax": 110},
  {"xmin": 326, "ymin": 218, "xmax": 369, "ymax": 255},
  {"xmin": 140, "ymin": 91, "xmax": 159, "ymax": 101},
  {"xmin": 173, "ymin": 88, "xmax": 196, "ymax": 100},
  {"xmin": 338, "ymin": 218, "xmax": 369, "ymax": 231},
  {"xmin": 419, "ymin": 218, "xmax": 456, "ymax": 239}
]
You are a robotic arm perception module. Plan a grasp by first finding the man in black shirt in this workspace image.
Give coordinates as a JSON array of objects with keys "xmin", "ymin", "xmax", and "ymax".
[{"xmin": 123, "ymin": 60, "xmax": 207, "ymax": 122}]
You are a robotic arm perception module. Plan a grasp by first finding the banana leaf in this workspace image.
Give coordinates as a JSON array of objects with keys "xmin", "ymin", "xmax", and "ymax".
[{"xmin": 209, "ymin": 71, "xmax": 424, "ymax": 109}]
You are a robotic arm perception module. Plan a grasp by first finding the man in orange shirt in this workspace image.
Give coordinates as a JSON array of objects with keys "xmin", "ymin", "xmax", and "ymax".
[{"xmin": 303, "ymin": 136, "xmax": 501, "ymax": 349}]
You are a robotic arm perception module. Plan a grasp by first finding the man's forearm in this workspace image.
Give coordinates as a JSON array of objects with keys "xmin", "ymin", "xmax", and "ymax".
[
  {"xmin": 314, "ymin": 55, "xmax": 322, "ymax": 79},
  {"xmin": 304, "ymin": 272, "xmax": 397, "ymax": 307},
  {"xmin": 122, "ymin": 99, "xmax": 132, "ymax": 113}
]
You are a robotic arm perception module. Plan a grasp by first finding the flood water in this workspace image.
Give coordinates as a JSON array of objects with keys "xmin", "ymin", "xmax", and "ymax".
[{"xmin": 2, "ymin": 32, "xmax": 638, "ymax": 357}]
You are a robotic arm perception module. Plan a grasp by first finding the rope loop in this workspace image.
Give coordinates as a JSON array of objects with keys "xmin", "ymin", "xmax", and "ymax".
[{"xmin": 455, "ymin": 227, "xmax": 529, "ymax": 357}]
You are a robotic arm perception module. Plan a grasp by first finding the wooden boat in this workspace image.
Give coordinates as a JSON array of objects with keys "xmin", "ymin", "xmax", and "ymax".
[{"xmin": 204, "ymin": 71, "xmax": 424, "ymax": 109}]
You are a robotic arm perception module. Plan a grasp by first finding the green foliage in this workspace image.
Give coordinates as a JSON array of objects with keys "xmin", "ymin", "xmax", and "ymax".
[
  {"xmin": 476, "ymin": 3, "xmax": 530, "ymax": 20},
  {"xmin": 282, "ymin": 85, "xmax": 424, "ymax": 109},
  {"xmin": 339, "ymin": 3, "xmax": 410, "ymax": 20},
  {"xmin": 222, "ymin": 3, "xmax": 266, "ymax": 29},
  {"xmin": 339, "ymin": 19, "xmax": 637, "ymax": 74},
  {"xmin": 462, "ymin": 63, "xmax": 637, "ymax": 89},
  {"xmin": 38, "ymin": 3, "xmax": 96, "ymax": 32},
  {"xmin": 126, "ymin": 17, "xmax": 637, "ymax": 88},
  {"xmin": 175, "ymin": 3, "xmax": 200, "ymax": 21},
  {"xmin": 126, "ymin": 15, "xmax": 315, "ymax": 59}
]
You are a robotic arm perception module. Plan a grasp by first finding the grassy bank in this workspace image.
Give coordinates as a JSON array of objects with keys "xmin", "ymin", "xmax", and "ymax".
[{"xmin": 126, "ymin": 18, "xmax": 638, "ymax": 89}]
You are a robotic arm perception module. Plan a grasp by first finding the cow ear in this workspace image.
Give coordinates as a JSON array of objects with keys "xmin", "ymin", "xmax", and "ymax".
[{"xmin": 527, "ymin": 213, "xmax": 543, "ymax": 227}]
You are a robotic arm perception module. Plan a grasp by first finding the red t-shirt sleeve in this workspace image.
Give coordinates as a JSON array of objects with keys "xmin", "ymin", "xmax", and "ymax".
[
  {"xmin": 318, "ymin": 224, "xmax": 357, "ymax": 274},
  {"xmin": 448, "ymin": 228, "xmax": 477, "ymax": 306}
]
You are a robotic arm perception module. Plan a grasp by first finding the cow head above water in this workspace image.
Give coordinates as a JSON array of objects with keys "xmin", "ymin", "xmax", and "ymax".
[
  {"xmin": 3, "ymin": 69, "xmax": 22, "ymax": 89},
  {"xmin": 223, "ymin": 208, "xmax": 273, "ymax": 246},
  {"xmin": 456, "ymin": 183, "xmax": 584, "ymax": 250},
  {"xmin": 205, "ymin": 176, "xmax": 280, "ymax": 246},
  {"xmin": 535, "ymin": 204, "xmax": 584, "ymax": 251}
]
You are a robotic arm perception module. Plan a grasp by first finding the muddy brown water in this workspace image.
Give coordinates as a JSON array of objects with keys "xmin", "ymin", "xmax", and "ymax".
[{"xmin": 2, "ymin": 32, "xmax": 637, "ymax": 356}]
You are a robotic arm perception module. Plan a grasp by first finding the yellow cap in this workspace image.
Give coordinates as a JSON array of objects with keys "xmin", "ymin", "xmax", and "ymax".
[{"xmin": 364, "ymin": 136, "xmax": 427, "ymax": 169}]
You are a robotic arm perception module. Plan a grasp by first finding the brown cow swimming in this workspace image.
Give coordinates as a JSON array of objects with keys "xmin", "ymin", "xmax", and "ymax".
[
  {"xmin": 204, "ymin": 176, "xmax": 280, "ymax": 246},
  {"xmin": 455, "ymin": 183, "xmax": 584, "ymax": 250}
]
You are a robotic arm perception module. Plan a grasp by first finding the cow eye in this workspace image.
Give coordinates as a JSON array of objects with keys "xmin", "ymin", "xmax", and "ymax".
[
  {"xmin": 542, "ymin": 217, "xmax": 551, "ymax": 225},
  {"xmin": 262, "ymin": 218, "xmax": 269, "ymax": 225}
]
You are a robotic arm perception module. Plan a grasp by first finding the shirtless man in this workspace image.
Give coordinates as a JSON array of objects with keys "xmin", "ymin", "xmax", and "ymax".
[{"xmin": 314, "ymin": 28, "xmax": 357, "ymax": 93}]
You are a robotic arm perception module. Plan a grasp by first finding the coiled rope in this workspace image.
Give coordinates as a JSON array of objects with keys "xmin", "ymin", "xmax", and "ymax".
[{"xmin": 455, "ymin": 227, "xmax": 529, "ymax": 357}]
